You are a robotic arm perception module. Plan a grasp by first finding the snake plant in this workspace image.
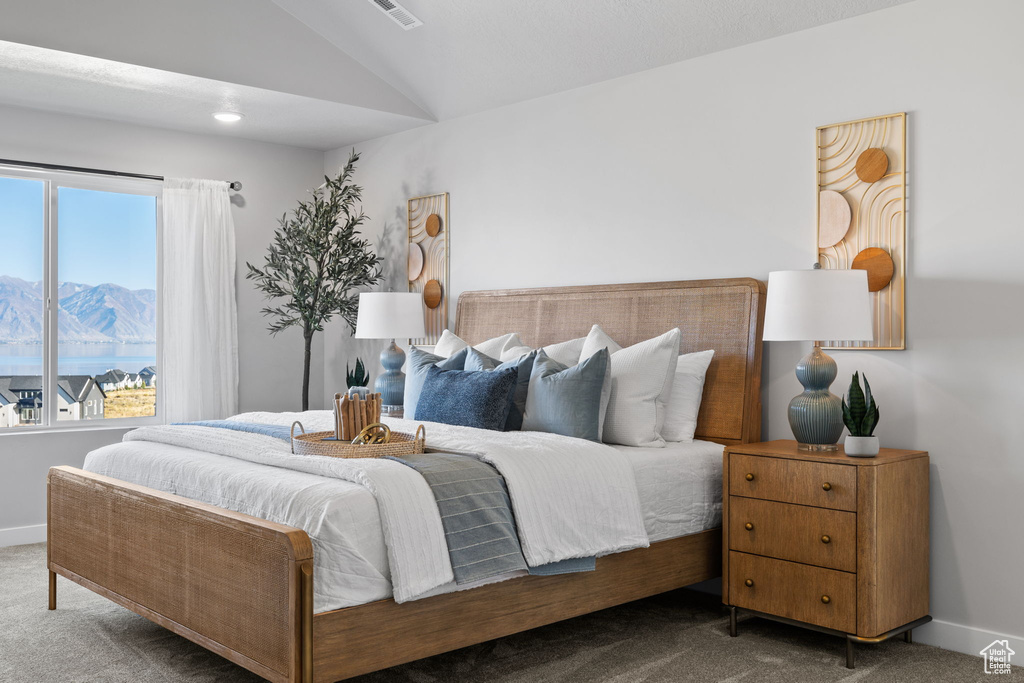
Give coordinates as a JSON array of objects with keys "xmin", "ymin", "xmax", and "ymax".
[
  {"xmin": 842, "ymin": 372, "xmax": 879, "ymax": 437},
  {"xmin": 346, "ymin": 357, "xmax": 369, "ymax": 388}
]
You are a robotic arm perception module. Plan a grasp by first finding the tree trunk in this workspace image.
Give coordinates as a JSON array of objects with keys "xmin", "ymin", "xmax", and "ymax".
[{"xmin": 302, "ymin": 327, "xmax": 313, "ymax": 411}]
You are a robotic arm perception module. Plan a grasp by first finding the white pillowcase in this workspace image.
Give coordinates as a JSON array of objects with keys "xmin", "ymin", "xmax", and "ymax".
[
  {"xmin": 543, "ymin": 336, "xmax": 587, "ymax": 366},
  {"xmin": 581, "ymin": 324, "xmax": 681, "ymax": 448},
  {"xmin": 499, "ymin": 335, "xmax": 588, "ymax": 365},
  {"xmin": 433, "ymin": 330, "xmax": 522, "ymax": 360},
  {"xmin": 661, "ymin": 350, "xmax": 715, "ymax": 443}
]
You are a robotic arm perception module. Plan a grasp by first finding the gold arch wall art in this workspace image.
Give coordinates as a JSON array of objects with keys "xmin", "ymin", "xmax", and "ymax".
[
  {"xmin": 817, "ymin": 112, "xmax": 907, "ymax": 350},
  {"xmin": 407, "ymin": 192, "xmax": 449, "ymax": 345}
]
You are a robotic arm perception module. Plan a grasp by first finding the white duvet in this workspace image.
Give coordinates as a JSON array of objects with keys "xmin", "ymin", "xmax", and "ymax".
[{"xmin": 95, "ymin": 411, "xmax": 649, "ymax": 605}]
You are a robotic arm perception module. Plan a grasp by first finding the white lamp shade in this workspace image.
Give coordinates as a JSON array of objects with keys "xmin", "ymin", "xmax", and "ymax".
[
  {"xmin": 354, "ymin": 292, "xmax": 427, "ymax": 339},
  {"xmin": 763, "ymin": 269, "xmax": 873, "ymax": 342}
]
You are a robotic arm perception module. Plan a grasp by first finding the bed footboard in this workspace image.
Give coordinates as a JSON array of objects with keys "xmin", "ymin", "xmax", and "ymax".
[{"xmin": 47, "ymin": 466, "xmax": 314, "ymax": 683}]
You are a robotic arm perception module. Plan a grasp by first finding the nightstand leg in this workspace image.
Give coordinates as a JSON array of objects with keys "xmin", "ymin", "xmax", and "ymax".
[
  {"xmin": 48, "ymin": 571, "xmax": 56, "ymax": 610},
  {"xmin": 845, "ymin": 636, "xmax": 855, "ymax": 669},
  {"xmin": 905, "ymin": 629, "xmax": 912, "ymax": 644},
  {"xmin": 729, "ymin": 606, "xmax": 737, "ymax": 637}
]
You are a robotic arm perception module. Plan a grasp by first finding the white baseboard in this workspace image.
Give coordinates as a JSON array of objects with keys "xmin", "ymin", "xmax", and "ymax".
[
  {"xmin": 914, "ymin": 618, "xmax": 1022, "ymax": 659},
  {"xmin": 0, "ymin": 523, "xmax": 46, "ymax": 547}
]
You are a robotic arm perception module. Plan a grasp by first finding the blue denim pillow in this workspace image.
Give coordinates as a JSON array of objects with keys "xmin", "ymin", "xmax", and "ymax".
[
  {"xmin": 414, "ymin": 364, "xmax": 519, "ymax": 431},
  {"xmin": 464, "ymin": 347, "xmax": 537, "ymax": 431},
  {"xmin": 404, "ymin": 346, "xmax": 468, "ymax": 418},
  {"xmin": 521, "ymin": 348, "xmax": 610, "ymax": 442}
]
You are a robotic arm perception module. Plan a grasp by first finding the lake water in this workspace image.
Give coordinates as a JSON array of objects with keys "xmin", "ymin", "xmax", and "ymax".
[{"xmin": 0, "ymin": 343, "xmax": 156, "ymax": 376}]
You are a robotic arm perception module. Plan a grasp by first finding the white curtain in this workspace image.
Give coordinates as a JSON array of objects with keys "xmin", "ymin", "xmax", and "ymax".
[{"xmin": 160, "ymin": 178, "xmax": 239, "ymax": 422}]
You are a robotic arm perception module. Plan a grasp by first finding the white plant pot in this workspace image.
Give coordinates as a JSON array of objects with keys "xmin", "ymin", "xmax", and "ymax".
[{"xmin": 844, "ymin": 435, "xmax": 879, "ymax": 458}]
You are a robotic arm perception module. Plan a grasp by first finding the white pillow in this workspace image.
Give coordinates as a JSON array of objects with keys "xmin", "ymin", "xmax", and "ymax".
[
  {"xmin": 500, "ymin": 336, "xmax": 587, "ymax": 365},
  {"xmin": 543, "ymin": 336, "xmax": 587, "ymax": 366},
  {"xmin": 661, "ymin": 350, "xmax": 715, "ymax": 442},
  {"xmin": 500, "ymin": 344, "xmax": 534, "ymax": 362},
  {"xmin": 582, "ymin": 325, "xmax": 681, "ymax": 447},
  {"xmin": 579, "ymin": 324, "xmax": 622, "ymax": 361},
  {"xmin": 433, "ymin": 330, "xmax": 523, "ymax": 359}
]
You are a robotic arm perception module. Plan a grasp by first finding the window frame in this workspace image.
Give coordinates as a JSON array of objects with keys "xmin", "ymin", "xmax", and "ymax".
[{"xmin": 0, "ymin": 164, "xmax": 163, "ymax": 433}]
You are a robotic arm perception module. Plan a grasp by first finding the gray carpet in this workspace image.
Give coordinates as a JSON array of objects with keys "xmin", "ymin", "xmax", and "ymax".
[{"xmin": 0, "ymin": 543, "xmax": 1007, "ymax": 682}]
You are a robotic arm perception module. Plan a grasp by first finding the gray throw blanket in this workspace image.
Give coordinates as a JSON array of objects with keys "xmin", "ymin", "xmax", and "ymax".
[{"xmin": 389, "ymin": 452, "xmax": 594, "ymax": 584}]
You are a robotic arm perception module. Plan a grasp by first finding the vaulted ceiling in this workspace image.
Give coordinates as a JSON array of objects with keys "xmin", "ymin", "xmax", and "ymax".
[{"xmin": 0, "ymin": 0, "xmax": 913, "ymax": 150}]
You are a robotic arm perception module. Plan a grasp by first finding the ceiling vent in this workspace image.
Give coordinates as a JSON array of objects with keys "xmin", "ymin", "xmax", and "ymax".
[{"xmin": 367, "ymin": 0, "xmax": 423, "ymax": 30}]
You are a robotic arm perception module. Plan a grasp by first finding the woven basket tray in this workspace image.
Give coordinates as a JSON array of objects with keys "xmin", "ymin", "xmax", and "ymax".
[{"xmin": 290, "ymin": 422, "xmax": 425, "ymax": 459}]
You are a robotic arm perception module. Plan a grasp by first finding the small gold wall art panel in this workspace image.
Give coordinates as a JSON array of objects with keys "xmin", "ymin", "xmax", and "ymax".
[
  {"xmin": 817, "ymin": 112, "xmax": 907, "ymax": 350},
  {"xmin": 408, "ymin": 192, "xmax": 449, "ymax": 345}
]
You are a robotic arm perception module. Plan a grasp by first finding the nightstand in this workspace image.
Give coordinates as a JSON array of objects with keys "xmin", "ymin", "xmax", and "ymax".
[{"xmin": 723, "ymin": 440, "xmax": 930, "ymax": 668}]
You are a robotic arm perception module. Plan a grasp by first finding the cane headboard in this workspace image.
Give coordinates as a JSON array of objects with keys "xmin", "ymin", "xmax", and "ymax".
[{"xmin": 454, "ymin": 278, "xmax": 766, "ymax": 446}]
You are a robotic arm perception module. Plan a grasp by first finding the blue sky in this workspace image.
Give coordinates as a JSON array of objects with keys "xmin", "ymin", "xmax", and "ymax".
[{"xmin": 0, "ymin": 177, "xmax": 157, "ymax": 291}]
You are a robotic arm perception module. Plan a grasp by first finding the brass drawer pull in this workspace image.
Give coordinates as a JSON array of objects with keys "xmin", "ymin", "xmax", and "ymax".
[
  {"xmin": 822, "ymin": 482, "xmax": 832, "ymax": 491},
  {"xmin": 821, "ymin": 535, "xmax": 831, "ymax": 544},
  {"xmin": 745, "ymin": 522, "xmax": 754, "ymax": 531},
  {"xmin": 821, "ymin": 595, "xmax": 831, "ymax": 604},
  {"xmin": 745, "ymin": 473, "xmax": 755, "ymax": 481},
  {"xmin": 744, "ymin": 579, "xmax": 754, "ymax": 587}
]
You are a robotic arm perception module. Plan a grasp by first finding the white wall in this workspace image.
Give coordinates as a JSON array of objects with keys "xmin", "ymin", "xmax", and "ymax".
[
  {"xmin": 0, "ymin": 104, "xmax": 325, "ymax": 542},
  {"xmin": 325, "ymin": 0, "xmax": 1024, "ymax": 654}
]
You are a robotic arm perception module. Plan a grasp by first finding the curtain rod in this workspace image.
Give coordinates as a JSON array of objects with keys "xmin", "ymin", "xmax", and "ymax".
[{"xmin": 0, "ymin": 158, "xmax": 242, "ymax": 191}]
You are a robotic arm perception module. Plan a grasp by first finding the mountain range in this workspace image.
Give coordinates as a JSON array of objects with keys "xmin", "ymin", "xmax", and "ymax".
[{"xmin": 0, "ymin": 276, "xmax": 155, "ymax": 343}]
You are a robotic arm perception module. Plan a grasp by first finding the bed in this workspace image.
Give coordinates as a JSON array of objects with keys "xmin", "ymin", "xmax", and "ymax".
[{"xmin": 46, "ymin": 277, "xmax": 766, "ymax": 683}]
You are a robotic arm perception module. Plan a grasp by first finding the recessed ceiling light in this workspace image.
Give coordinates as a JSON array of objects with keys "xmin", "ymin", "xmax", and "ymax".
[{"xmin": 213, "ymin": 112, "xmax": 243, "ymax": 123}]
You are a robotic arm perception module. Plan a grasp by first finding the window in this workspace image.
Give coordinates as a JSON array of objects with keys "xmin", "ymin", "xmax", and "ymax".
[{"xmin": 0, "ymin": 166, "xmax": 161, "ymax": 430}]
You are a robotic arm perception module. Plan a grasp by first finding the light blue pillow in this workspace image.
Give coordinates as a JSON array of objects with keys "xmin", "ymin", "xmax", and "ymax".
[
  {"xmin": 464, "ymin": 347, "xmax": 537, "ymax": 431},
  {"xmin": 521, "ymin": 348, "xmax": 610, "ymax": 442},
  {"xmin": 415, "ymin": 364, "xmax": 519, "ymax": 431},
  {"xmin": 404, "ymin": 346, "xmax": 468, "ymax": 418}
]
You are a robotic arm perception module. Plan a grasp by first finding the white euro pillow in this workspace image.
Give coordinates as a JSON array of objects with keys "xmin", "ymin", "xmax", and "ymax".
[
  {"xmin": 499, "ymin": 335, "xmax": 589, "ymax": 365},
  {"xmin": 581, "ymin": 324, "xmax": 681, "ymax": 448},
  {"xmin": 433, "ymin": 330, "xmax": 523, "ymax": 360},
  {"xmin": 661, "ymin": 350, "xmax": 715, "ymax": 442}
]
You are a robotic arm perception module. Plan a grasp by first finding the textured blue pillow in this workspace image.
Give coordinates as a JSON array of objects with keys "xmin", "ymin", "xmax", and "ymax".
[
  {"xmin": 521, "ymin": 348, "xmax": 610, "ymax": 442},
  {"xmin": 415, "ymin": 364, "xmax": 519, "ymax": 431},
  {"xmin": 404, "ymin": 346, "xmax": 468, "ymax": 418},
  {"xmin": 464, "ymin": 347, "xmax": 537, "ymax": 431}
]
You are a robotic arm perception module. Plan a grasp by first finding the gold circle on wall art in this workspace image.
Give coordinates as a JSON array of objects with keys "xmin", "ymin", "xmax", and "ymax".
[
  {"xmin": 425, "ymin": 213, "xmax": 442, "ymax": 237},
  {"xmin": 408, "ymin": 242, "xmax": 424, "ymax": 281},
  {"xmin": 818, "ymin": 190, "xmax": 852, "ymax": 248},
  {"xmin": 423, "ymin": 279, "xmax": 443, "ymax": 309},
  {"xmin": 855, "ymin": 148, "xmax": 889, "ymax": 184},
  {"xmin": 852, "ymin": 247, "xmax": 895, "ymax": 292}
]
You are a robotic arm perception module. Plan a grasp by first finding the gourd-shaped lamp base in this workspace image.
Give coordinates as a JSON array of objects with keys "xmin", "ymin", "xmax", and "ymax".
[
  {"xmin": 788, "ymin": 345, "xmax": 843, "ymax": 451},
  {"xmin": 374, "ymin": 340, "xmax": 406, "ymax": 408}
]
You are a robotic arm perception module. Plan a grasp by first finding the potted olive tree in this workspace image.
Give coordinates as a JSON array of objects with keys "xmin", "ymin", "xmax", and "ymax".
[
  {"xmin": 247, "ymin": 151, "xmax": 382, "ymax": 410},
  {"xmin": 842, "ymin": 372, "xmax": 880, "ymax": 457}
]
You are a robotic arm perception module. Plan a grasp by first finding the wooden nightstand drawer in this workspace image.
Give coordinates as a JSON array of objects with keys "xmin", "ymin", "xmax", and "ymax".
[
  {"xmin": 729, "ymin": 453, "xmax": 856, "ymax": 511},
  {"xmin": 729, "ymin": 551, "xmax": 856, "ymax": 632},
  {"xmin": 729, "ymin": 497, "xmax": 857, "ymax": 572}
]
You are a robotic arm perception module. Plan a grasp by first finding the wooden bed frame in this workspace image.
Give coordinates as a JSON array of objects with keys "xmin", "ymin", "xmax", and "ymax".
[{"xmin": 47, "ymin": 277, "xmax": 766, "ymax": 683}]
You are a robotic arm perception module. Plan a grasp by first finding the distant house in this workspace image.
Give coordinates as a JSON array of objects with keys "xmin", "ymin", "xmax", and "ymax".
[
  {"xmin": 126, "ymin": 373, "xmax": 144, "ymax": 389},
  {"xmin": 94, "ymin": 369, "xmax": 131, "ymax": 392},
  {"xmin": 58, "ymin": 376, "xmax": 106, "ymax": 420},
  {"xmin": 0, "ymin": 378, "xmax": 21, "ymax": 428},
  {"xmin": 138, "ymin": 366, "xmax": 157, "ymax": 388},
  {"xmin": 0, "ymin": 376, "xmax": 105, "ymax": 424}
]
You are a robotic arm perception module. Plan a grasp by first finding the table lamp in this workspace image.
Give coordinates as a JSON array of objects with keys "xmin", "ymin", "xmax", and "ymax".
[
  {"xmin": 763, "ymin": 266, "xmax": 873, "ymax": 451},
  {"xmin": 354, "ymin": 292, "xmax": 427, "ymax": 409}
]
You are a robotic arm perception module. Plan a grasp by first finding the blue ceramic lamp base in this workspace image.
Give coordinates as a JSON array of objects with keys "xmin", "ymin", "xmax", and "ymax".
[
  {"xmin": 374, "ymin": 340, "xmax": 407, "ymax": 408},
  {"xmin": 788, "ymin": 344, "xmax": 844, "ymax": 451}
]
